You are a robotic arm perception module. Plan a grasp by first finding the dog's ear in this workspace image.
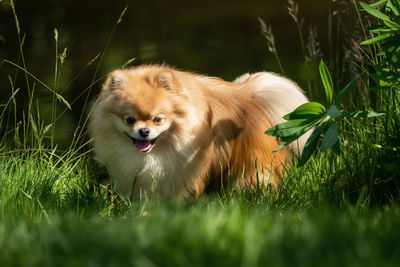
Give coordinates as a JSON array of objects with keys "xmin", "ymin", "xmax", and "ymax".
[
  {"xmin": 102, "ymin": 70, "xmax": 127, "ymax": 93},
  {"xmin": 156, "ymin": 71, "xmax": 180, "ymax": 91}
]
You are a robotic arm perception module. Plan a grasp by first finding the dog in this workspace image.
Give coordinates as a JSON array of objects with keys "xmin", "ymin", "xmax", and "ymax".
[{"xmin": 88, "ymin": 65, "xmax": 309, "ymax": 201}]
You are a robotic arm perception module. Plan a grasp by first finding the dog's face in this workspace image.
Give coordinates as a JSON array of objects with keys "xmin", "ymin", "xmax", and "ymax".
[
  {"xmin": 99, "ymin": 68, "xmax": 185, "ymax": 153},
  {"xmin": 119, "ymin": 103, "xmax": 172, "ymax": 153}
]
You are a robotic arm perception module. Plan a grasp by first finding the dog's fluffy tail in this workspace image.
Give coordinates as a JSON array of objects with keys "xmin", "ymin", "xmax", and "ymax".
[{"xmin": 234, "ymin": 72, "xmax": 310, "ymax": 155}]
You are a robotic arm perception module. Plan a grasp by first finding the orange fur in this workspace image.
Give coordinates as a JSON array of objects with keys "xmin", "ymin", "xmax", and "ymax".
[{"xmin": 89, "ymin": 65, "xmax": 308, "ymax": 201}]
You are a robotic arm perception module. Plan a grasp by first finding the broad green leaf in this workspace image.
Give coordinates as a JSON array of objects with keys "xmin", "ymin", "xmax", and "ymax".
[
  {"xmin": 360, "ymin": 32, "xmax": 393, "ymax": 45},
  {"xmin": 272, "ymin": 126, "xmax": 314, "ymax": 152},
  {"xmin": 327, "ymin": 105, "xmax": 342, "ymax": 119},
  {"xmin": 335, "ymin": 73, "xmax": 363, "ymax": 104},
  {"xmin": 265, "ymin": 118, "xmax": 319, "ymax": 138},
  {"xmin": 283, "ymin": 102, "xmax": 326, "ymax": 120},
  {"xmin": 297, "ymin": 124, "xmax": 324, "ymax": 167},
  {"xmin": 319, "ymin": 60, "xmax": 333, "ymax": 106},
  {"xmin": 321, "ymin": 123, "xmax": 340, "ymax": 152}
]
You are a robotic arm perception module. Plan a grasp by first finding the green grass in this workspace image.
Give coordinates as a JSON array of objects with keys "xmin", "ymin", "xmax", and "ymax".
[
  {"xmin": 0, "ymin": 139, "xmax": 399, "ymax": 266},
  {"xmin": 2, "ymin": 203, "xmax": 400, "ymax": 267},
  {"xmin": 1, "ymin": 0, "xmax": 400, "ymax": 266}
]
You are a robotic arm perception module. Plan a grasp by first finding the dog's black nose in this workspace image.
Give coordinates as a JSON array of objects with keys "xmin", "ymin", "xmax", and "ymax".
[{"xmin": 138, "ymin": 128, "xmax": 150, "ymax": 138}]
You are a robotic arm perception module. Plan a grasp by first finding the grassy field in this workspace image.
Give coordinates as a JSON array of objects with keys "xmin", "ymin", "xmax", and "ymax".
[
  {"xmin": 0, "ymin": 115, "xmax": 399, "ymax": 266},
  {"xmin": 0, "ymin": 150, "xmax": 400, "ymax": 266},
  {"xmin": 1, "ymin": 0, "xmax": 400, "ymax": 266}
]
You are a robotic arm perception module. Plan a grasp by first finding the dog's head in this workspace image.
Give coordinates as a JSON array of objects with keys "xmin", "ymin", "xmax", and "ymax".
[{"xmin": 97, "ymin": 66, "xmax": 188, "ymax": 153}]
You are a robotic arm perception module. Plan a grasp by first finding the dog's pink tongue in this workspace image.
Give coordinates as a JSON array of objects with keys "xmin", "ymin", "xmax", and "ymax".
[{"xmin": 135, "ymin": 140, "xmax": 152, "ymax": 152}]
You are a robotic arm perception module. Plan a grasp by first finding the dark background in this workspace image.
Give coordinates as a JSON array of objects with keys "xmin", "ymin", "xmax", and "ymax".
[{"xmin": 0, "ymin": 0, "xmax": 351, "ymax": 146}]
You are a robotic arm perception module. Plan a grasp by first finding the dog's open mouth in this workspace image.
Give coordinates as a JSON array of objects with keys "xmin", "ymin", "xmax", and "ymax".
[{"xmin": 125, "ymin": 133, "xmax": 157, "ymax": 152}]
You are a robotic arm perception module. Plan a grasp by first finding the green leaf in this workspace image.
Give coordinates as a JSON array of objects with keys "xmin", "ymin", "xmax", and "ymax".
[
  {"xmin": 272, "ymin": 143, "xmax": 287, "ymax": 153},
  {"xmin": 297, "ymin": 124, "xmax": 324, "ymax": 167},
  {"xmin": 360, "ymin": 1, "xmax": 400, "ymax": 29},
  {"xmin": 321, "ymin": 123, "xmax": 340, "ymax": 153},
  {"xmin": 360, "ymin": 32, "xmax": 393, "ymax": 45},
  {"xmin": 369, "ymin": 0, "xmax": 387, "ymax": 8},
  {"xmin": 283, "ymin": 102, "xmax": 326, "ymax": 120},
  {"xmin": 360, "ymin": 1, "xmax": 391, "ymax": 21},
  {"xmin": 388, "ymin": 0, "xmax": 400, "ymax": 16},
  {"xmin": 347, "ymin": 110, "xmax": 385, "ymax": 118},
  {"xmin": 267, "ymin": 117, "xmax": 322, "ymax": 153},
  {"xmin": 319, "ymin": 60, "xmax": 333, "ymax": 106},
  {"xmin": 272, "ymin": 129, "xmax": 312, "ymax": 152},
  {"xmin": 335, "ymin": 73, "xmax": 363, "ymax": 104},
  {"xmin": 265, "ymin": 118, "xmax": 319, "ymax": 138},
  {"xmin": 327, "ymin": 105, "xmax": 342, "ymax": 119},
  {"xmin": 370, "ymin": 27, "xmax": 396, "ymax": 33},
  {"xmin": 384, "ymin": 20, "xmax": 400, "ymax": 30}
]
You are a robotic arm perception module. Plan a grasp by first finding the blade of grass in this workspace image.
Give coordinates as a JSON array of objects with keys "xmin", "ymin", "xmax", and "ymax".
[{"xmin": 71, "ymin": 5, "xmax": 129, "ymax": 151}]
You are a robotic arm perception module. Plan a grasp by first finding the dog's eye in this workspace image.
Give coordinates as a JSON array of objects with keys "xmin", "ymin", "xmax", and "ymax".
[
  {"xmin": 126, "ymin": 117, "xmax": 136, "ymax": 124},
  {"xmin": 153, "ymin": 117, "xmax": 163, "ymax": 124}
]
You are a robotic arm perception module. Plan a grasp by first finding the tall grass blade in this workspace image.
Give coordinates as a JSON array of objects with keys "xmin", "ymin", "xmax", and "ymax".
[
  {"xmin": 3, "ymin": 60, "xmax": 71, "ymax": 109},
  {"xmin": 319, "ymin": 60, "xmax": 334, "ymax": 106}
]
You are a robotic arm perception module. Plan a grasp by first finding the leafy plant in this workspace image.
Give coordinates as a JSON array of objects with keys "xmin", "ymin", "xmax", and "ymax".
[
  {"xmin": 266, "ymin": 60, "xmax": 384, "ymax": 166},
  {"xmin": 267, "ymin": 0, "xmax": 400, "ymax": 167},
  {"xmin": 359, "ymin": 0, "xmax": 400, "ymax": 91}
]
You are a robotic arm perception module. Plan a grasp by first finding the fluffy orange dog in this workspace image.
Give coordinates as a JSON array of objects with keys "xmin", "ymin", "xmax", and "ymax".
[{"xmin": 89, "ymin": 65, "xmax": 308, "ymax": 200}]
